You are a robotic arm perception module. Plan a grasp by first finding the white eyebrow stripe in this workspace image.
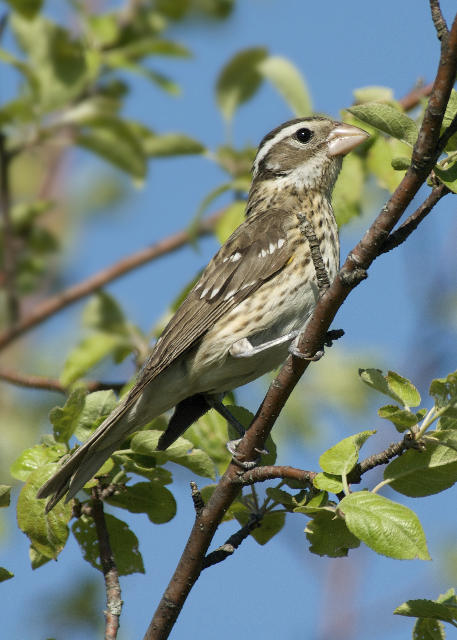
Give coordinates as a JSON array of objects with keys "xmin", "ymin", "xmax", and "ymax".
[{"xmin": 253, "ymin": 121, "xmax": 314, "ymax": 176}]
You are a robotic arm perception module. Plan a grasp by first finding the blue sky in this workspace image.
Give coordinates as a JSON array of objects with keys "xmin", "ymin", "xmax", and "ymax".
[{"xmin": 1, "ymin": 1, "xmax": 457, "ymax": 639}]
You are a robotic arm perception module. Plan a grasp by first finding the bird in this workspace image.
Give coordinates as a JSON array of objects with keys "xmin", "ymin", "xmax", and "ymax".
[{"xmin": 37, "ymin": 117, "xmax": 369, "ymax": 512}]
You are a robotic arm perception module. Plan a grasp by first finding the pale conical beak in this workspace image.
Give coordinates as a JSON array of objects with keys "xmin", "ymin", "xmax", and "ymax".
[{"xmin": 326, "ymin": 122, "xmax": 370, "ymax": 157}]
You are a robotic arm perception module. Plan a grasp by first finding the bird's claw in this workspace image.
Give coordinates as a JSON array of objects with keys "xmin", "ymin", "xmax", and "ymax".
[
  {"xmin": 226, "ymin": 438, "xmax": 266, "ymax": 469},
  {"xmin": 288, "ymin": 344, "xmax": 324, "ymax": 361}
]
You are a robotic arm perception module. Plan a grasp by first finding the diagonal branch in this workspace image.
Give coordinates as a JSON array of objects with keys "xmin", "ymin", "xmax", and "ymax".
[
  {"xmin": 0, "ymin": 209, "xmax": 224, "ymax": 352},
  {"xmin": 144, "ymin": 11, "xmax": 457, "ymax": 640}
]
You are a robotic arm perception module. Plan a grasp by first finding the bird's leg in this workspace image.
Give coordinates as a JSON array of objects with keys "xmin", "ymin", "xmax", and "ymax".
[
  {"xmin": 229, "ymin": 330, "xmax": 300, "ymax": 358},
  {"xmin": 204, "ymin": 395, "xmax": 268, "ymax": 469},
  {"xmin": 289, "ymin": 328, "xmax": 345, "ymax": 361}
]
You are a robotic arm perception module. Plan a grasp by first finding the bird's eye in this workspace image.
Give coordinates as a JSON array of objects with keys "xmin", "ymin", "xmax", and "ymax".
[{"xmin": 295, "ymin": 128, "xmax": 313, "ymax": 144}]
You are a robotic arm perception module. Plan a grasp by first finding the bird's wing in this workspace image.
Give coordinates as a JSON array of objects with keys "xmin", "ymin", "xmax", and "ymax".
[{"xmin": 131, "ymin": 209, "xmax": 293, "ymax": 395}]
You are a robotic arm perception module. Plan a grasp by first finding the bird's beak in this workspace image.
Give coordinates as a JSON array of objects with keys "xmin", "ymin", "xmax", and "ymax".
[{"xmin": 326, "ymin": 122, "xmax": 370, "ymax": 157}]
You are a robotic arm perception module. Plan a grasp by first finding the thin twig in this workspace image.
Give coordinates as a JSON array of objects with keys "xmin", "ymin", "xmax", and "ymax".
[
  {"xmin": 0, "ymin": 132, "xmax": 19, "ymax": 324},
  {"xmin": 398, "ymin": 82, "xmax": 434, "ymax": 111},
  {"xmin": 91, "ymin": 484, "xmax": 123, "ymax": 640},
  {"xmin": 0, "ymin": 366, "xmax": 124, "ymax": 394},
  {"xmin": 202, "ymin": 513, "xmax": 262, "ymax": 570},
  {"xmin": 378, "ymin": 183, "xmax": 450, "ymax": 255},
  {"xmin": 0, "ymin": 208, "xmax": 224, "ymax": 352}
]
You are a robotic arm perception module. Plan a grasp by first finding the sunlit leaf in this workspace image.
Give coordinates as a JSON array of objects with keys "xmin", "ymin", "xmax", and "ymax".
[{"xmin": 258, "ymin": 55, "xmax": 312, "ymax": 117}]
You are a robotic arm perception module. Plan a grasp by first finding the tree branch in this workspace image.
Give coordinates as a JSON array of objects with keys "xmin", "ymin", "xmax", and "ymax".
[
  {"xmin": 91, "ymin": 484, "xmax": 123, "ymax": 640},
  {"xmin": 430, "ymin": 0, "xmax": 449, "ymax": 41},
  {"xmin": 398, "ymin": 82, "xmax": 434, "ymax": 111},
  {"xmin": 0, "ymin": 209, "xmax": 224, "ymax": 352},
  {"xmin": 143, "ymin": 13, "xmax": 457, "ymax": 639},
  {"xmin": 0, "ymin": 366, "xmax": 123, "ymax": 394}
]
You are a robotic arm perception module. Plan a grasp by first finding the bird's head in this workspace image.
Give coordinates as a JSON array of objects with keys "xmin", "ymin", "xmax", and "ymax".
[{"xmin": 251, "ymin": 117, "xmax": 369, "ymax": 197}]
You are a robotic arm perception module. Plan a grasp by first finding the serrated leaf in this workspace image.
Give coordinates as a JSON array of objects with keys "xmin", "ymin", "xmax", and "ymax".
[
  {"xmin": 72, "ymin": 513, "xmax": 145, "ymax": 576},
  {"xmin": 0, "ymin": 567, "xmax": 14, "ymax": 582},
  {"xmin": 105, "ymin": 482, "xmax": 176, "ymax": 524},
  {"xmin": 359, "ymin": 368, "xmax": 407, "ymax": 406},
  {"xmin": 305, "ymin": 509, "xmax": 360, "ymax": 558},
  {"xmin": 73, "ymin": 390, "xmax": 118, "ymax": 442},
  {"xmin": 266, "ymin": 487, "xmax": 298, "ymax": 507},
  {"xmin": 49, "ymin": 388, "xmax": 87, "ymax": 443},
  {"xmin": 353, "ymin": 86, "xmax": 394, "ymax": 104},
  {"xmin": 75, "ymin": 116, "xmax": 147, "ymax": 179},
  {"xmin": 216, "ymin": 47, "xmax": 268, "ymax": 121},
  {"xmin": 19, "ymin": 466, "xmax": 72, "ymax": 559},
  {"xmin": 385, "ymin": 430, "xmax": 457, "ymax": 497},
  {"xmin": 143, "ymin": 133, "xmax": 205, "ymax": 157},
  {"xmin": 394, "ymin": 599, "xmax": 454, "ymax": 623},
  {"xmin": 319, "ymin": 431, "xmax": 375, "ymax": 476},
  {"xmin": 430, "ymin": 371, "xmax": 457, "ymax": 418},
  {"xmin": 313, "ymin": 472, "xmax": 344, "ymax": 493},
  {"xmin": 29, "ymin": 545, "xmax": 52, "ymax": 570},
  {"xmin": 10, "ymin": 443, "xmax": 65, "ymax": 481},
  {"xmin": 413, "ymin": 617, "xmax": 446, "ymax": 640},
  {"xmin": 234, "ymin": 510, "xmax": 285, "ymax": 545},
  {"xmin": 378, "ymin": 404, "xmax": 419, "ymax": 432},
  {"xmin": 438, "ymin": 415, "xmax": 457, "ymax": 431},
  {"xmin": 435, "ymin": 160, "xmax": 457, "ymax": 194},
  {"xmin": 258, "ymin": 55, "xmax": 312, "ymax": 117},
  {"xmin": 347, "ymin": 103, "xmax": 419, "ymax": 146},
  {"xmin": 339, "ymin": 492, "xmax": 430, "ymax": 560},
  {"xmin": 60, "ymin": 332, "xmax": 127, "ymax": 387},
  {"xmin": 386, "ymin": 371, "xmax": 421, "ymax": 407}
]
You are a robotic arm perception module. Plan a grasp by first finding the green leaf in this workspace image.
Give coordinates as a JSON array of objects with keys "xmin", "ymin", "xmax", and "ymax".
[
  {"xmin": 412, "ymin": 618, "xmax": 446, "ymax": 640},
  {"xmin": 143, "ymin": 133, "xmax": 205, "ymax": 157},
  {"xmin": 378, "ymin": 405, "xmax": 419, "ymax": 432},
  {"xmin": 441, "ymin": 88, "xmax": 457, "ymax": 152},
  {"xmin": 332, "ymin": 153, "xmax": 365, "ymax": 226},
  {"xmin": 216, "ymin": 47, "xmax": 268, "ymax": 121},
  {"xmin": 338, "ymin": 492, "xmax": 430, "ymax": 560},
  {"xmin": 234, "ymin": 510, "xmax": 285, "ymax": 545},
  {"xmin": 73, "ymin": 390, "xmax": 118, "ymax": 442},
  {"xmin": 313, "ymin": 472, "xmax": 344, "ymax": 493},
  {"xmin": 353, "ymin": 86, "xmax": 394, "ymax": 104},
  {"xmin": 19, "ymin": 466, "xmax": 72, "ymax": 559},
  {"xmin": 367, "ymin": 136, "xmax": 412, "ymax": 193},
  {"xmin": 105, "ymin": 37, "xmax": 191, "ymax": 65},
  {"xmin": 0, "ymin": 567, "xmax": 14, "ymax": 583},
  {"xmin": 305, "ymin": 509, "xmax": 360, "ymax": 558},
  {"xmin": 385, "ymin": 430, "xmax": 457, "ymax": 497},
  {"xmin": 435, "ymin": 160, "xmax": 457, "ymax": 194},
  {"xmin": 0, "ymin": 48, "xmax": 39, "ymax": 97},
  {"xmin": 430, "ymin": 371, "xmax": 457, "ymax": 418},
  {"xmin": 75, "ymin": 116, "xmax": 147, "ymax": 179},
  {"xmin": 82, "ymin": 291, "xmax": 128, "ymax": 335},
  {"xmin": 11, "ymin": 14, "xmax": 87, "ymax": 112},
  {"xmin": 60, "ymin": 332, "xmax": 127, "ymax": 387},
  {"xmin": 29, "ymin": 545, "xmax": 52, "ymax": 570},
  {"xmin": 359, "ymin": 368, "xmax": 420, "ymax": 407},
  {"xmin": 10, "ymin": 443, "xmax": 65, "ymax": 481},
  {"xmin": 319, "ymin": 431, "xmax": 375, "ymax": 475},
  {"xmin": 391, "ymin": 156, "xmax": 411, "ymax": 170},
  {"xmin": 347, "ymin": 103, "xmax": 419, "ymax": 146},
  {"xmin": 0, "ymin": 486, "xmax": 11, "ymax": 507},
  {"xmin": 49, "ymin": 388, "xmax": 87, "ymax": 443},
  {"xmin": 130, "ymin": 431, "xmax": 216, "ymax": 480},
  {"xmin": 258, "ymin": 55, "xmax": 312, "ymax": 117},
  {"xmin": 266, "ymin": 487, "xmax": 299, "ymax": 508},
  {"xmin": 4, "ymin": 0, "xmax": 43, "ymax": 19},
  {"xmin": 215, "ymin": 200, "xmax": 247, "ymax": 244},
  {"xmin": 105, "ymin": 482, "xmax": 176, "ymax": 524},
  {"xmin": 438, "ymin": 415, "xmax": 457, "ymax": 431},
  {"xmin": 394, "ymin": 599, "xmax": 454, "ymax": 623},
  {"xmin": 72, "ymin": 513, "xmax": 145, "ymax": 576}
]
